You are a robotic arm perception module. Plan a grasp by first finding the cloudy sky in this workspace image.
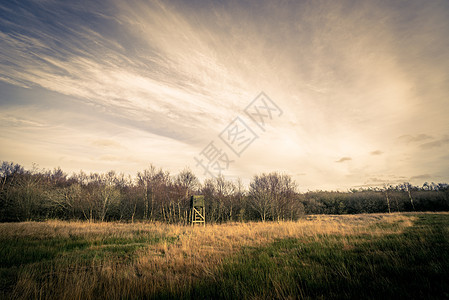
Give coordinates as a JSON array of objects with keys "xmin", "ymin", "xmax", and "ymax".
[{"xmin": 1, "ymin": 0, "xmax": 448, "ymax": 190}]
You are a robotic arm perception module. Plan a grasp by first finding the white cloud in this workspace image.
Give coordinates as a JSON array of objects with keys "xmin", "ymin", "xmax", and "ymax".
[{"xmin": 1, "ymin": 0, "xmax": 449, "ymax": 190}]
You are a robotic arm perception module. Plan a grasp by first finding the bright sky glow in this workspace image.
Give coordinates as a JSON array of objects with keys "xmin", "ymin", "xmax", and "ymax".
[{"xmin": 1, "ymin": 0, "xmax": 449, "ymax": 190}]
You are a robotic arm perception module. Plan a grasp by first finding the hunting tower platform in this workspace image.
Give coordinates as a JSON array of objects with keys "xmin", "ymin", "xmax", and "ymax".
[{"xmin": 190, "ymin": 195, "xmax": 205, "ymax": 226}]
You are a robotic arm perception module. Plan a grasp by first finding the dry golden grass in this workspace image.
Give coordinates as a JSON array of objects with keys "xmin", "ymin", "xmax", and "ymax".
[{"xmin": 0, "ymin": 213, "xmax": 421, "ymax": 299}]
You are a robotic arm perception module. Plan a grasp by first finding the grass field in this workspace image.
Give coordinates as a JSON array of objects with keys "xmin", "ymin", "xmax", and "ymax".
[{"xmin": 1, "ymin": 213, "xmax": 448, "ymax": 299}]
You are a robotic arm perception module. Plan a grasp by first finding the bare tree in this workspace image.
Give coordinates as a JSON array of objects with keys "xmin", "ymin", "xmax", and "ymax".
[
  {"xmin": 203, "ymin": 175, "xmax": 236, "ymax": 222},
  {"xmin": 249, "ymin": 172, "xmax": 298, "ymax": 222},
  {"xmin": 175, "ymin": 168, "xmax": 199, "ymax": 198},
  {"xmin": 171, "ymin": 168, "xmax": 198, "ymax": 223},
  {"xmin": 137, "ymin": 165, "xmax": 157, "ymax": 221},
  {"xmin": 403, "ymin": 182, "xmax": 415, "ymax": 210},
  {"xmin": 383, "ymin": 184, "xmax": 391, "ymax": 213},
  {"xmin": 234, "ymin": 178, "xmax": 247, "ymax": 222},
  {"xmin": 249, "ymin": 174, "xmax": 272, "ymax": 222}
]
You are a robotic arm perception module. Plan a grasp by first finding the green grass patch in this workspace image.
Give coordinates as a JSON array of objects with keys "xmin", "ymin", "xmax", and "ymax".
[
  {"xmin": 185, "ymin": 214, "xmax": 449, "ymax": 299},
  {"xmin": 0, "ymin": 237, "xmax": 89, "ymax": 268},
  {"xmin": 0, "ymin": 229, "xmax": 177, "ymax": 297}
]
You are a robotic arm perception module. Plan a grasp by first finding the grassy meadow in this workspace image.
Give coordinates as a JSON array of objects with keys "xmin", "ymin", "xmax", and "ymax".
[{"xmin": 1, "ymin": 213, "xmax": 448, "ymax": 299}]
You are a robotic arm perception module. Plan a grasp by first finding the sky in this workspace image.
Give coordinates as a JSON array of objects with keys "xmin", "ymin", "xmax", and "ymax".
[{"xmin": 1, "ymin": 0, "xmax": 449, "ymax": 191}]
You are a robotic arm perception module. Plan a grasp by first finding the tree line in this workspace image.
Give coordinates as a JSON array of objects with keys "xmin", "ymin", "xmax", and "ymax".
[{"xmin": 1, "ymin": 161, "xmax": 448, "ymax": 222}]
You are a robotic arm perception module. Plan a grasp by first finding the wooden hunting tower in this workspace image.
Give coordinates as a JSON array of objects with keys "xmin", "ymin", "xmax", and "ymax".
[{"xmin": 190, "ymin": 195, "xmax": 205, "ymax": 226}]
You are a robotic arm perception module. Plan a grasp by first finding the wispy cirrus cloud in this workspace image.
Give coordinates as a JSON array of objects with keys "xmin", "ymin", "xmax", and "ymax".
[
  {"xmin": 370, "ymin": 150, "xmax": 383, "ymax": 156},
  {"xmin": 0, "ymin": 0, "xmax": 246, "ymax": 143},
  {"xmin": 336, "ymin": 157, "xmax": 352, "ymax": 163},
  {"xmin": 398, "ymin": 134, "xmax": 433, "ymax": 144},
  {"xmin": 419, "ymin": 136, "xmax": 449, "ymax": 150},
  {"xmin": 410, "ymin": 174, "xmax": 432, "ymax": 180}
]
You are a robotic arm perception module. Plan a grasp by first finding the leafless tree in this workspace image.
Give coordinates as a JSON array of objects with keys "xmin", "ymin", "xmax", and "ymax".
[
  {"xmin": 249, "ymin": 172, "xmax": 298, "ymax": 222},
  {"xmin": 249, "ymin": 173, "xmax": 272, "ymax": 222},
  {"xmin": 174, "ymin": 168, "xmax": 199, "ymax": 223}
]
